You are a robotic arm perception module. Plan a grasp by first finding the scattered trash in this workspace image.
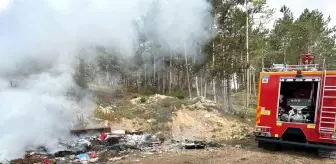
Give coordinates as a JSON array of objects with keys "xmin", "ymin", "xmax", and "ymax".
[
  {"xmin": 112, "ymin": 130, "xmax": 126, "ymax": 135},
  {"xmin": 99, "ymin": 133, "xmax": 108, "ymax": 141},
  {"xmin": 77, "ymin": 153, "xmax": 90, "ymax": 161},
  {"xmin": 88, "ymin": 152, "xmax": 97, "ymax": 158},
  {"xmin": 10, "ymin": 128, "xmax": 224, "ymax": 163},
  {"xmin": 70, "ymin": 127, "xmax": 111, "ymax": 136},
  {"xmin": 42, "ymin": 158, "xmax": 51, "ymax": 164}
]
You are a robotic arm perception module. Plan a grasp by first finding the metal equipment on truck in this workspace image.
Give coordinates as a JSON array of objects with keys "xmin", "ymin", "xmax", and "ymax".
[{"xmin": 254, "ymin": 53, "xmax": 336, "ymax": 158}]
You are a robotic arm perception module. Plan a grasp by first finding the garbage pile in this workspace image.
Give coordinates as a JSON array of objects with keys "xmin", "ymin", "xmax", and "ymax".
[{"xmin": 7, "ymin": 129, "xmax": 223, "ymax": 163}]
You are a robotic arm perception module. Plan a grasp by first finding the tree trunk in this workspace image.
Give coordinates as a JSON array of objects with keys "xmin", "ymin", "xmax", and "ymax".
[
  {"xmin": 252, "ymin": 67, "xmax": 256, "ymax": 96},
  {"xmin": 200, "ymin": 74, "xmax": 203, "ymax": 97},
  {"xmin": 233, "ymin": 73, "xmax": 238, "ymax": 91},
  {"xmin": 193, "ymin": 55, "xmax": 200, "ymax": 97},
  {"xmin": 204, "ymin": 68, "xmax": 207, "ymax": 98},
  {"xmin": 283, "ymin": 41, "xmax": 286, "ymax": 64},
  {"xmin": 153, "ymin": 56, "xmax": 156, "ymax": 84},
  {"xmin": 177, "ymin": 67, "xmax": 180, "ymax": 89},
  {"xmin": 137, "ymin": 71, "xmax": 140, "ymax": 92},
  {"xmin": 195, "ymin": 75, "xmax": 200, "ymax": 97},
  {"xmin": 212, "ymin": 42, "xmax": 216, "ymax": 103},
  {"xmin": 106, "ymin": 71, "xmax": 109, "ymax": 85},
  {"xmin": 162, "ymin": 57, "xmax": 166, "ymax": 94},
  {"xmin": 222, "ymin": 78, "xmax": 226, "ymax": 111},
  {"xmin": 262, "ymin": 54, "xmax": 265, "ymax": 71},
  {"xmin": 249, "ymin": 68, "xmax": 252, "ymax": 95},
  {"xmin": 169, "ymin": 50, "xmax": 173, "ymax": 93},
  {"xmin": 240, "ymin": 52, "xmax": 245, "ymax": 90},
  {"xmin": 226, "ymin": 76, "xmax": 232, "ymax": 112},
  {"xmin": 145, "ymin": 65, "xmax": 147, "ymax": 91},
  {"xmin": 245, "ymin": 0, "xmax": 250, "ymax": 108},
  {"xmin": 157, "ymin": 70, "xmax": 160, "ymax": 93},
  {"xmin": 184, "ymin": 42, "xmax": 192, "ymax": 98}
]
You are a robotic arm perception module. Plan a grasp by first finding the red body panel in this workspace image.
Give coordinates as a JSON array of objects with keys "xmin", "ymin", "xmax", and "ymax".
[{"xmin": 257, "ymin": 71, "xmax": 336, "ymax": 145}]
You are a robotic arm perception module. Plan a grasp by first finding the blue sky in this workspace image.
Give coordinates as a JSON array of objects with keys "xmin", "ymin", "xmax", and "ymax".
[{"xmin": 267, "ymin": 0, "xmax": 336, "ymax": 28}]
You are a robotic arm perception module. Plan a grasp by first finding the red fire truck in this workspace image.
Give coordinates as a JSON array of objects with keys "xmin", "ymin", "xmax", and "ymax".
[{"xmin": 254, "ymin": 53, "xmax": 336, "ymax": 157}]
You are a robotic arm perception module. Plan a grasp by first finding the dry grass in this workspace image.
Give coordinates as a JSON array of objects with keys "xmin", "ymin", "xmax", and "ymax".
[
  {"xmin": 170, "ymin": 109, "xmax": 252, "ymax": 141},
  {"xmin": 92, "ymin": 93, "xmax": 181, "ymax": 133},
  {"xmin": 90, "ymin": 85, "xmax": 256, "ymax": 138}
]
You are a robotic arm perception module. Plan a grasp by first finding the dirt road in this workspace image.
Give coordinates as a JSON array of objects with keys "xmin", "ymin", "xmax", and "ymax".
[{"xmin": 114, "ymin": 145, "xmax": 334, "ymax": 164}]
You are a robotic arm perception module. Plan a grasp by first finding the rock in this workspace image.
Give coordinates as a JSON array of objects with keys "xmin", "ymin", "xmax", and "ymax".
[
  {"xmin": 147, "ymin": 119, "xmax": 156, "ymax": 123},
  {"xmin": 126, "ymin": 129, "xmax": 144, "ymax": 135},
  {"xmin": 69, "ymin": 155, "xmax": 76, "ymax": 160},
  {"xmin": 245, "ymin": 132, "xmax": 254, "ymax": 138},
  {"xmin": 89, "ymin": 158, "xmax": 99, "ymax": 162},
  {"xmin": 239, "ymin": 136, "xmax": 245, "ymax": 140},
  {"xmin": 104, "ymin": 120, "xmax": 109, "ymax": 126},
  {"xmin": 154, "ymin": 132, "xmax": 166, "ymax": 143},
  {"xmin": 234, "ymin": 144, "xmax": 242, "ymax": 148},
  {"xmin": 109, "ymin": 157, "xmax": 122, "ymax": 161},
  {"xmin": 111, "ymin": 130, "xmax": 126, "ymax": 135}
]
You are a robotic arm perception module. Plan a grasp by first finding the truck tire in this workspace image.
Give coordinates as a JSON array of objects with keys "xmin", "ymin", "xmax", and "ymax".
[
  {"xmin": 257, "ymin": 141, "xmax": 266, "ymax": 148},
  {"xmin": 258, "ymin": 141, "xmax": 281, "ymax": 151}
]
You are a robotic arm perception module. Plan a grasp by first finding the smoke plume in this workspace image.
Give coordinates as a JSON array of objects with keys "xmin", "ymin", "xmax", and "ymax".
[{"xmin": 0, "ymin": 0, "xmax": 213, "ymax": 160}]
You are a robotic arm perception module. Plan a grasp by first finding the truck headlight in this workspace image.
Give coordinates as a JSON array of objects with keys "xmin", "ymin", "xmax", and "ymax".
[{"xmin": 332, "ymin": 134, "xmax": 336, "ymax": 139}]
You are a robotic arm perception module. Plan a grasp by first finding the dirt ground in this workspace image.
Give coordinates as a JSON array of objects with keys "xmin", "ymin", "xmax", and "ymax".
[
  {"xmin": 90, "ymin": 88, "xmax": 334, "ymax": 164},
  {"xmin": 113, "ymin": 145, "xmax": 335, "ymax": 164}
]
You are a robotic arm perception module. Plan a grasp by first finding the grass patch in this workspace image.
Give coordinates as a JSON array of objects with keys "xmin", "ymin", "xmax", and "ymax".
[
  {"xmin": 231, "ymin": 91, "xmax": 257, "ymax": 118},
  {"xmin": 211, "ymin": 128, "xmax": 222, "ymax": 133},
  {"xmin": 166, "ymin": 90, "xmax": 189, "ymax": 99},
  {"xmin": 139, "ymin": 96, "xmax": 147, "ymax": 103},
  {"xmin": 94, "ymin": 97, "xmax": 186, "ymax": 129},
  {"xmin": 150, "ymin": 123, "xmax": 171, "ymax": 132},
  {"xmin": 131, "ymin": 93, "xmax": 143, "ymax": 98}
]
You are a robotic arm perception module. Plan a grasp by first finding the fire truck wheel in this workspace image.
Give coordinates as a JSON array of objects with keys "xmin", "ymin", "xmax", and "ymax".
[{"xmin": 257, "ymin": 141, "xmax": 281, "ymax": 151}]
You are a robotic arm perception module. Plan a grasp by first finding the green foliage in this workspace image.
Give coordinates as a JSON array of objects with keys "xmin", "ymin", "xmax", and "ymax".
[
  {"xmin": 166, "ymin": 90, "xmax": 188, "ymax": 99},
  {"xmin": 139, "ymin": 96, "xmax": 147, "ymax": 103},
  {"xmin": 130, "ymin": 93, "xmax": 148, "ymax": 103},
  {"xmin": 132, "ymin": 93, "xmax": 143, "ymax": 98},
  {"xmin": 142, "ymin": 86, "xmax": 157, "ymax": 95},
  {"xmin": 74, "ymin": 58, "xmax": 88, "ymax": 89},
  {"xmin": 78, "ymin": 1, "xmax": 336, "ymax": 106},
  {"xmin": 267, "ymin": 6, "xmax": 336, "ymax": 66}
]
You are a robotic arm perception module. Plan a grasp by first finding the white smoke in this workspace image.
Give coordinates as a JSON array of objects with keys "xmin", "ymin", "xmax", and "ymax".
[{"xmin": 0, "ymin": 0, "xmax": 213, "ymax": 160}]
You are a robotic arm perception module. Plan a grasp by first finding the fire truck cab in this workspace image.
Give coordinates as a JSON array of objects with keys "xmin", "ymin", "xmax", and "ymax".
[{"xmin": 254, "ymin": 53, "xmax": 336, "ymax": 157}]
